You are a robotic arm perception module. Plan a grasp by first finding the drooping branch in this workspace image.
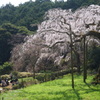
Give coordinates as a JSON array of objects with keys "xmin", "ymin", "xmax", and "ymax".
[{"xmin": 83, "ymin": 31, "xmax": 100, "ymax": 39}]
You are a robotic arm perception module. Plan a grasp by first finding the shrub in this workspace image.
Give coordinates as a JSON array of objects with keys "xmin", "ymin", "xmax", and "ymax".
[
  {"xmin": 12, "ymin": 78, "xmax": 39, "ymax": 90},
  {"xmin": 23, "ymin": 79, "xmax": 39, "ymax": 87},
  {"xmin": 11, "ymin": 71, "xmax": 19, "ymax": 76},
  {"xmin": 12, "ymin": 84, "xmax": 22, "ymax": 90},
  {"xmin": 88, "ymin": 46, "xmax": 100, "ymax": 71},
  {"xmin": 36, "ymin": 73, "xmax": 45, "ymax": 82},
  {"xmin": 18, "ymin": 72, "xmax": 33, "ymax": 78},
  {"xmin": 0, "ymin": 62, "xmax": 12, "ymax": 75},
  {"xmin": 91, "ymin": 67, "xmax": 100, "ymax": 85},
  {"xmin": 1, "ymin": 74, "xmax": 10, "ymax": 79}
]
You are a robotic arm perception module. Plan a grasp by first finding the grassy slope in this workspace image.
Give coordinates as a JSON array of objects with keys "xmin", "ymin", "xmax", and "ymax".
[{"xmin": 0, "ymin": 74, "xmax": 100, "ymax": 100}]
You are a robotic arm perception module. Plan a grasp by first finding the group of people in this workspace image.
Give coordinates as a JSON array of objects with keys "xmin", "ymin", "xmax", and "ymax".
[
  {"xmin": 0, "ymin": 78, "xmax": 9, "ymax": 87},
  {"xmin": 0, "ymin": 75, "xmax": 19, "ymax": 87}
]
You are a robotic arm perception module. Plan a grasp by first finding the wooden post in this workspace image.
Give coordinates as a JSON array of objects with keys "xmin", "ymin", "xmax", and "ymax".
[
  {"xmin": 33, "ymin": 67, "xmax": 35, "ymax": 79},
  {"xmin": 85, "ymin": 41, "xmax": 88, "ymax": 79},
  {"xmin": 70, "ymin": 31, "xmax": 74, "ymax": 89},
  {"xmin": 44, "ymin": 66, "xmax": 46, "ymax": 82},
  {"xmin": 2, "ymin": 97, "xmax": 4, "ymax": 100},
  {"xmin": 83, "ymin": 37, "xmax": 86, "ymax": 82}
]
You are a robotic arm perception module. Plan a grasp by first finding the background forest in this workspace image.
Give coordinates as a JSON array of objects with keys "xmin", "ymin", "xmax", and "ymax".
[{"xmin": 0, "ymin": 0, "xmax": 100, "ymax": 75}]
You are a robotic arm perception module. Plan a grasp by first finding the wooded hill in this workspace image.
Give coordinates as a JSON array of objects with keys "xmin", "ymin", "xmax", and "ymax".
[{"xmin": 0, "ymin": 0, "xmax": 100, "ymax": 31}]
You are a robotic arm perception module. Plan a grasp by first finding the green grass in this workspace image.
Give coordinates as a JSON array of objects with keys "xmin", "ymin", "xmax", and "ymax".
[{"xmin": 0, "ymin": 74, "xmax": 100, "ymax": 100}]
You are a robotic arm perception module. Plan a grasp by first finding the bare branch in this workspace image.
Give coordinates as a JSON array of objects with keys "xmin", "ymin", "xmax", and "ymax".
[
  {"xmin": 37, "ymin": 29, "xmax": 68, "ymax": 34},
  {"xmin": 82, "ymin": 31, "xmax": 100, "ymax": 39},
  {"xmin": 32, "ymin": 41, "xmax": 65, "ymax": 49}
]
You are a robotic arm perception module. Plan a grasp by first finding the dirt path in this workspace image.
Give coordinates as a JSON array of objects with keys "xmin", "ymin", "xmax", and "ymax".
[
  {"xmin": 0, "ymin": 83, "xmax": 12, "ymax": 92},
  {"xmin": 0, "ymin": 87, "xmax": 3, "ymax": 93}
]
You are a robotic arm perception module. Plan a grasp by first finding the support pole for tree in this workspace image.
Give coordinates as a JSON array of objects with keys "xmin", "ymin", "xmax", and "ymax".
[
  {"xmin": 70, "ymin": 31, "xmax": 74, "ymax": 89},
  {"xmin": 85, "ymin": 41, "xmax": 88, "ymax": 79},
  {"xmin": 44, "ymin": 66, "xmax": 46, "ymax": 82},
  {"xmin": 33, "ymin": 67, "xmax": 35, "ymax": 79},
  {"xmin": 2, "ymin": 97, "xmax": 4, "ymax": 100},
  {"xmin": 83, "ymin": 37, "xmax": 86, "ymax": 82}
]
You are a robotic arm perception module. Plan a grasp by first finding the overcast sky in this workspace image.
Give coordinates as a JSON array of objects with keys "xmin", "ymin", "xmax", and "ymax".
[
  {"xmin": 0, "ymin": 0, "xmax": 67, "ymax": 7},
  {"xmin": 0, "ymin": 0, "xmax": 34, "ymax": 7}
]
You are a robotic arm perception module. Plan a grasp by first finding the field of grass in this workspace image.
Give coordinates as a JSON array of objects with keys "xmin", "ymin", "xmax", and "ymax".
[{"xmin": 0, "ymin": 74, "xmax": 100, "ymax": 100}]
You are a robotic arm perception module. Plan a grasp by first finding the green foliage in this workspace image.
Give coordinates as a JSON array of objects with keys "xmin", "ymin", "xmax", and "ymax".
[
  {"xmin": 12, "ymin": 78, "xmax": 39, "ymax": 90},
  {"xmin": 18, "ymin": 26, "xmax": 32, "ymax": 34},
  {"xmin": 0, "ymin": 0, "xmax": 99, "ymax": 32},
  {"xmin": 0, "ymin": 27, "xmax": 12, "ymax": 64},
  {"xmin": 65, "ymin": 0, "xmax": 100, "ymax": 10},
  {"xmin": 0, "ymin": 72, "xmax": 33, "ymax": 79},
  {"xmin": 1, "ymin": 23, "xmax": 32, "ymax": 35},
  {"xmin": 0, "ymin": 75, "xmax": 100, "ymax": 100},
  {"xmin": 0, "ymin": 0, "xmax": 99, "ymax": 30},
  {"xmin": 1, "ymin": 74, "xmax": 10, "ymax": 79},
  {"xmin": 29, "ymin": 72, "xmax": 51, "ymax": 82},
  {"xmin": 0, "ymin": 4, "xmax": 15, "ymax": 24},
  {"xmin": 0, "ymin": 62, "xmax": 12, "ymax": 75},
  {"xmin": 0, "ymin": 1, "xmax": 66, "ymax": 31},
  {"xmin": 36, "ymin": 69, "xmax": 73, "ymax": 82},
  {"xmin": 18, "ymin": 72, "xmax": 33, "ymax": 78},
  {"xmin": 92, "ymin": 73, "xmax": 100, "ymax": 85},
  {"xmin": 88, "ymin": 46, "xmax": 100, "ymax": 71},
  {"xmin": 11, "ymin": 71, "xmax": 19, "ymax": 77},
  {"xmin": 1, "ymin": 23, "xmax": 19, "ymax": 34},
  {"xmin": 0, "ymin": 23, "xmax": 32, "ymax": 65}
]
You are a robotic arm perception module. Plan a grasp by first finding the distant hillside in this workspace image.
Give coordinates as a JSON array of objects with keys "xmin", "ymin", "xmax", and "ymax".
[{"xmin": 0, "ymin": 0, "xmax": 99, "ymax": 31}]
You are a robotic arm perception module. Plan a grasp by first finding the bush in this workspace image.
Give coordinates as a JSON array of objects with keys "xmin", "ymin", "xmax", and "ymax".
[
  {"xmin": 11, "ymin": 71, "xmax": 19, "ymax": 76},
  {"xmin": 91, "ymin": 67, "xmax": 100, "ymax": 85},
  {"xmin": 0, "ymin": 62, "xmax": 12, "ymax": 75},
  {"xmin": 1, "ymin": 74, "xmax": 10, "ymax": 79},
  {"xmin": 12, "ymin": 78, "xmax": 39, "ymax": 90},
  {"xmin": 36, "ymin": 73, "xmax": 45, "ymax": 82},
  {"xmin": 23, "ymin": 79, "xmax": 39, "ymax": 87},
  {"xmin": 12, "ymin": 84, "xmax": 22, "ymax": 90},
  {"xmin": 35, "ymin": 69, "xmax": 72, "ymax": 82},
  {"xmin": 88, "ymin": 46, "xmax": 100, "ymax": 71},
  {"xmin": 18, "ymin": 72, "xmax": 33, "ymax": 78}
]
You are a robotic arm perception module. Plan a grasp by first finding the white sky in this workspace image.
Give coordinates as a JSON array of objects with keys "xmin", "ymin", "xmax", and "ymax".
[
  {"xmin": 0, "ymin": 0, "xmax": 34, "ymax": 7},
  {"xmin": 0, "ymin": 0, "xmax": 67, "ymax": 7}
]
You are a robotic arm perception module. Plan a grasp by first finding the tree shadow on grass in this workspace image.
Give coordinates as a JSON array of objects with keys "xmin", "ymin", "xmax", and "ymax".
[
  {"xmin": 20, "ymin": 89, "xmax": 82, "ymax": 100},
  {"xmin": 73, "ymin": 89, "xmax": 82, "ymax": 100},
  {"xmin": 85, "ymin": 82, "xmax": 100, "ymax": 91},
  {"xmin": 17, "ymin": 82, "xmax": 100, "ymax": 100},
  {"xmin": 47, "ymin": 90, "xmax": 81, "ymax": 100}
]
